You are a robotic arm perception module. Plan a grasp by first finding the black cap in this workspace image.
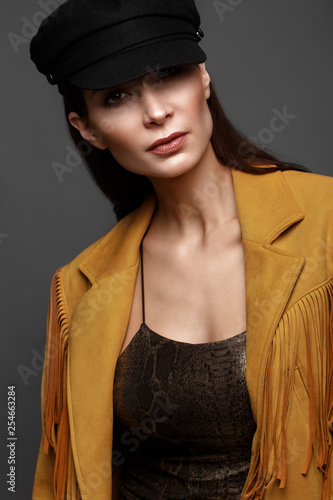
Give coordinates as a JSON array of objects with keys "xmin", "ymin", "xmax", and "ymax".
[{"xmin": 30, "ymin": 0, "xmax": 206, "ymax": 94}]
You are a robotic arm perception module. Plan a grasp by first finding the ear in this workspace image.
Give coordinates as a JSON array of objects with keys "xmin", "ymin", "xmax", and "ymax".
[
  {"xmin": 68, "ymin": 112, "xmax": 108, "ymax": 150},
  {"xmin": 198, "ymin": 63, "xmax": 211, "ymax": 100}
]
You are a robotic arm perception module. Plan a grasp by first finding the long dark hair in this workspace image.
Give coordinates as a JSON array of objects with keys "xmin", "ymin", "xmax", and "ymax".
[{"xmin": 62, "ymin": 79, "xmax": 311, "ymax": 220}]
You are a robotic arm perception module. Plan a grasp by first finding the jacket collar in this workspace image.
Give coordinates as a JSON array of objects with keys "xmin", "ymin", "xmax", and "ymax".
[
  {"xmin": 79, "ymin": 167, "xmax": 305, "ymax": 284},
  {"xmin": 231, "ymin": 168, "xmax": 304, "ymax": 244}
]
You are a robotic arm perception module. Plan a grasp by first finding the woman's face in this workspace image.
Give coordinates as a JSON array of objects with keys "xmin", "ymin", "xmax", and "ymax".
[{"xmin": 69, "ymin": 64, "xmax": 213, "ymax": 180}]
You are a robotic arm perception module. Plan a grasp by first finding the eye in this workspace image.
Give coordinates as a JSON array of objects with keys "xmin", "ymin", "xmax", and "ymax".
[
  {"xmin": 155, "ymin": 66, "xmax": 184, "ymax": 83},
  {"xmin": 104, "ymin": 89, "xmax": 128, "ymax": 107}
]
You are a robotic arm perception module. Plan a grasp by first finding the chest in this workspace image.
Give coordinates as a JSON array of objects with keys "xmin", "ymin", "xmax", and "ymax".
[{"xmin": 121, "ymin": 222, "xmax": 247, "ymax": 355}]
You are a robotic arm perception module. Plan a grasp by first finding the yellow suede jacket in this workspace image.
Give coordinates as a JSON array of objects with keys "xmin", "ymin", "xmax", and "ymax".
[{"xmin": 32, "ymin": 168, "xmax": 333, "ymax": 500}]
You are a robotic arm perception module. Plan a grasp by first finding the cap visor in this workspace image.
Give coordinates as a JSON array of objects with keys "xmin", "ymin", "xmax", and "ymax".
[{"xmin": 69, "ymin": 38, "xmax": 206, "ymax": 90}]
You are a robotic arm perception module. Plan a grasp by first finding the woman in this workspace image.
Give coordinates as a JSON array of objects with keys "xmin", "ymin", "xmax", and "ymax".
[{"xmin": 30, "ymin": 0, "xmax": 333, "ymax": 499}]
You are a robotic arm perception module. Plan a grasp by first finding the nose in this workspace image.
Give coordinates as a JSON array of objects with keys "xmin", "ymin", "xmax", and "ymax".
[{"xmin": 142, "ymin": 89, "xmax": 173, "ymax": 127}]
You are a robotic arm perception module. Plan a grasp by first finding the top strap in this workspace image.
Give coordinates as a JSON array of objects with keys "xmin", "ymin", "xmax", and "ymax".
[
  {"xmin": 140, "ymin": 241, "xmax": 146, "ymax": 324},
  {"xmin": 139, "ymin": 204, "xmax": 157, "ymax": 325}
]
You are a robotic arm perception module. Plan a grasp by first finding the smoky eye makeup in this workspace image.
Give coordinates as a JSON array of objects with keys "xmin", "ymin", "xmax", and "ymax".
[{"xmin": 103, "ymin": 89, "xmax": 129, "ymax": 107}]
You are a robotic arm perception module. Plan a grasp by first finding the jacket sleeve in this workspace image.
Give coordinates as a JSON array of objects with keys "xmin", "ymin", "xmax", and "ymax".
[
  {"xmin": 32, "ymin": 383, "xmax": 56, "ymax": 498},
  {"xmin": 32, "ymin": 275, "xmax": 57, "ymax": 499},
  {"xmin": 32, "ymin": 268, "xmax": 78, "ymax": 499}
]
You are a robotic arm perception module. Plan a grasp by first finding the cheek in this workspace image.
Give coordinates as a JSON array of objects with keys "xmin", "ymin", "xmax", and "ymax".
[
  {"xmin": 191, "ymin": 90, "xmax": 213, "ymax": 140},
  {"xmin": 102, "ymin": 122, "xmax": 140, "ymax": 166},
  {"xmin": 95, "ymin": 115, "xmax": 136, "ymax": 154},
  {"xmin": 99, "ymin": 119, "xmax": 121, "ymax": 143},
  {"xmin": 185, "ymin": 79, "xmax": 211, "ymax": 125}
]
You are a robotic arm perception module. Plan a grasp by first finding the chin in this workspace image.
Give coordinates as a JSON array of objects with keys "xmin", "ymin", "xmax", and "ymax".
[{"xmin": 150, "ymin": 157, "xmax": 200, "ymax": 179}]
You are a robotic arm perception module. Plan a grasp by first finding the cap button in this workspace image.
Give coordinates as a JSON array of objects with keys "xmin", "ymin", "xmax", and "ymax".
[
  {"xmin": 47, "ymin": 73, "xmax": 56, "ymax": 84},
  {"xmin": 196, "ymin": 27, "xmax": 204, "ymax": 40}
]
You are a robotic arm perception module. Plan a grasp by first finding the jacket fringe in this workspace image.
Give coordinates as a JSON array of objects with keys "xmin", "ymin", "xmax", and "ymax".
[
  {"xmin": 43, "ymin": 267, "xmax": 81, "ymax": 499},
  {"xmin": 244, "ymin": 278, "xmax": 333, "ymax": 499}
]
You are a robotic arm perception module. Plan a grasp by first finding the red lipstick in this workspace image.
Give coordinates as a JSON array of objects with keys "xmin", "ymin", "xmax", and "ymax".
[{"xmin": 148, "ymin": 132, "xmax": 188, "ymax": 155}]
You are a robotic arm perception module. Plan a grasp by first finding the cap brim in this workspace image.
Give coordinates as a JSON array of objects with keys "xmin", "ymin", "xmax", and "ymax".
[{"xmin": 68, "ymin": 38, "xmax": 206, "ymax": 90}]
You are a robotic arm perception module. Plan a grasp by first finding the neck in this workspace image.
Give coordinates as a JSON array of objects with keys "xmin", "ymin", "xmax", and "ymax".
[{"xmin": 148, "ymin": 144, "xmax": 238, "ymax": 240}]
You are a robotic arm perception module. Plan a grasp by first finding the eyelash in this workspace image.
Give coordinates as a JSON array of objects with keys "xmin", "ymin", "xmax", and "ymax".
[
  {"xmin": 104, "ymin": 90, "xmax": 128, "ymax": 107},
  {"xmin": 103, "ymin": 66, "xmax": 184, "ymax": 107}
]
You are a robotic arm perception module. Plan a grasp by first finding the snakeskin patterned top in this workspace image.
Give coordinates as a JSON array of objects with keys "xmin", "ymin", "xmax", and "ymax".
[{"xmin": 112, "ymin": 243, "xmax": 257, "ymax": 499}]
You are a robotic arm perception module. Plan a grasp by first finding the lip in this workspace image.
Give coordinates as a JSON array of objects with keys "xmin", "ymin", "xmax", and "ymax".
[{"xmin": 148, "ymin": 132, "xmax": 188, "ymax": 155}]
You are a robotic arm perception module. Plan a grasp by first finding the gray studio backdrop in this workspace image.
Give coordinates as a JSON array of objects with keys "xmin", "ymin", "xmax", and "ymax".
[{"xmin": 1, "ymin": 0, "xmax": 333, "ymax": 498}]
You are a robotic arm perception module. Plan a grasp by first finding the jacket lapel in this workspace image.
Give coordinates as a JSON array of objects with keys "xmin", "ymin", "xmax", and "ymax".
[
  {"xmin": 231, "ymin": 169, "xmax": 305, "ymax": 419},
  {"xmin": 67, "ymin": 197, "xmax": 156, "ymax": 498},
  {"xmin": 68, "ymin": 168, "xmax": 306, "ymax": 498}
]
